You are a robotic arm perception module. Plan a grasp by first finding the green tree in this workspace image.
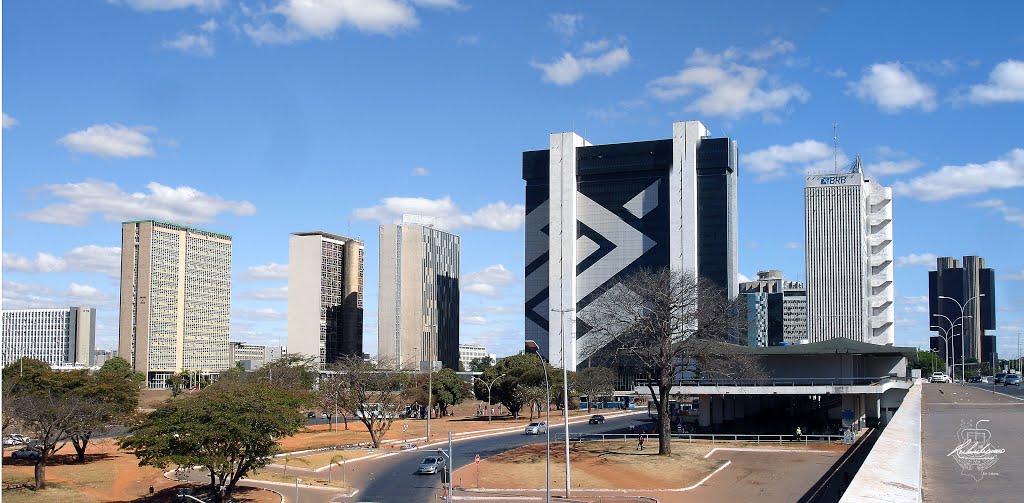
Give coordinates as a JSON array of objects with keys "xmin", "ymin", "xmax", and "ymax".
[
  {"xmin": 475, "ymin": 353, "xmax": 556, "ymax": 417},
  {"xmin": 326, "ymin": 356, "xmax": 410, "ymax": 447},
  {"xmin": 406, "ymin": 368, "xmax": 470, "ymax": 417},
  {"xmin": 572, "ymin": 367, "xmax": 617, "ymax": 412},
  {"xmin": 468, "ymin": 357, "xmax": 494, "ymax": 373},
  {"xmin": 67, "ymin": 358, "xmax": 144, "ymax": 462},
  {"xmin": 250, "ymin": 354, "xmax": 319, "ymax": 391},
  {"xmin": 119, "ymin": 380, "xmax": 305, "ymax": 503},
  {"xmin": 913, "ymin": 350, "xmax": 944, "ymax": 374}
]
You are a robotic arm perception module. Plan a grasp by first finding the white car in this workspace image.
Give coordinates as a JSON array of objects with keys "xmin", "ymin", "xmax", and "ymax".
[
  {"xmin": 930, "ymin": 372, "xmax": 952, "ymax": 383},
  {"xmin": 524, "ymin": 421, "xmax": 547, "ymax": 435}
]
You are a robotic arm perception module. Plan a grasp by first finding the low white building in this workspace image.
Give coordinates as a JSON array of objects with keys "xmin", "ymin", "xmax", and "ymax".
[
  {"xmin": 229, "ymin": 342, "xmax": 284, "ymax": 370},
  {"xmin": 459, "ymin": 343, "xmax": 493, "ymax": 369},
  {"xmin": 2, "ymin": 307, "xmax": 96, "ymax": 367}
]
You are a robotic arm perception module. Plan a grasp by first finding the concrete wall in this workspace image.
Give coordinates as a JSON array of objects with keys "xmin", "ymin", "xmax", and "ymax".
[
  {"xmin": 840, "ymin": 382, "xmax": 921, "ymax": 502},
  {"xmin": 763, "ymin": 354, "xmax": 906, "ymax": 379}
]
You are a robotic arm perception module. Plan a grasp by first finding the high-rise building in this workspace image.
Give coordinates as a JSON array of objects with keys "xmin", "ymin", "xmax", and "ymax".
[
  {"xmin": 2, "ymin": 307, "xmax": 96, "ymax": 367},
  {"xmin": 739, "ymin": 271, "xmax": 806, "ymax": 347},
  {"xmin": 928, "ymin": 256, "xmax": 996, "ymax": 364},
  {"xmin": 378, "ymin": 216, "xmax": 461, "ymax": 370},
  {"xmin": 287, "ymin": 232, "xmax": 365, "ymax": 369},
  {"xmin": 119, "ymin": 220, "xmax": 232, "ymax": 388},
  {"xmin": 523, "ymin": 121, "xmax": 738, "ymax": 369},
  {"xmin": 458, "ymin": 342, "xmax": 491, "ymax": 370},
  {"xmin": 804, "ymin": 166, "xmax": 894, "ymax": 345}
]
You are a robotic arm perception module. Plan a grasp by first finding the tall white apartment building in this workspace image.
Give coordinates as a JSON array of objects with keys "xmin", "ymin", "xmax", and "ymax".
[
  {"xmin": 804, "ymin": 167, "xmax": 894, "ymax": 345},
  {"xmin": 2, "ymin": 307, "xmax": 96, "ymax": 367},
  {"xmin": 378, "ymin": 216, "xmax": 460, "ymax": 370},
  {"xmin": 119, "ymin": 220, "xmax": 232, "ymax": 388},
  {"xmin": 288, "ymin": 232, "xmax": 365, "ymax": 369}
]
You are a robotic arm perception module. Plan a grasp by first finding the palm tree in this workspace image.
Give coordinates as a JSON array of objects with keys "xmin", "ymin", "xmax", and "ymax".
[
  {"xmin": 328, "ymin": 453, "xmax": 347, "ymax": 486},
  {"xmin": 281, "ymin": 454, "xmax": 311, "ymax": 475}
]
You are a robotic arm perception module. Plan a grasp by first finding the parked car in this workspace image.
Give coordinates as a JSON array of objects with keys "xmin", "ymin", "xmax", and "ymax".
[
  {"xmin": 524, "ymin": 421, "xmax": 547, "ymax": 435},
  {"xmin": 1004, "ymin": 374, "xmax": 1021, "ymax": 386},
  {"xmin": 2, "ymin": 436, "xmax": 21, "ymax": 447},
  {"xmin": 930, "ymin": 372, "xmax": 952, "ymax": 383},
  {"xmin": 417, "ymin": 456, "xmax": 445, "ymax": 474},
  {"xmin": 10, "ymin": 448, "xmax": 40, "ymax": 460},
  {"xmin": 968, "ymin": 375, "xmax": 984, "ymax": 383},
  {"xmin": 588, "ymin": 415, "xmax": 606, "ymax": 424}
]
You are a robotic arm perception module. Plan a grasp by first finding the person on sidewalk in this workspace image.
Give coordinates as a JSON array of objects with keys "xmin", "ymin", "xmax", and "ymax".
[
  {"xmin": 795, "ymin": 426, "xmax": 802, "ymax": 442},
  {"xmin": 637, "ymin": 435, "xmax": 646, "ymax": 451}
]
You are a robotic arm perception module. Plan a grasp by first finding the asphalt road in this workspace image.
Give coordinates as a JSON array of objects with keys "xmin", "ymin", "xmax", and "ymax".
[
  {"xmin": 966, "ymin": 381, "xmax": 1024, "ymax": 398},
  {"xmin": 349, "ymin": 412, "xmax": 651, "ymax": 503}
]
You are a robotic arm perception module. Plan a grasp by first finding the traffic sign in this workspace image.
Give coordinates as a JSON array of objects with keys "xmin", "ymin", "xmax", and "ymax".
[{"xmin": 474, "ymin": 454, "xmax": 480, "ymax": 464}]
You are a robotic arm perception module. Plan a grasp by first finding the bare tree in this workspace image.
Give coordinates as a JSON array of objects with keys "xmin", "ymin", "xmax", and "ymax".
[
  {"xmin": 578, "ymin": 267, "xmax": 757, "ymax": 455},
  {"xmin": 572, "ymin": 367, "xmax": 617, "ymax": 412},
  {"xmin": 326, "ymin": 356, "xmax": 410, "ymax": 448}
]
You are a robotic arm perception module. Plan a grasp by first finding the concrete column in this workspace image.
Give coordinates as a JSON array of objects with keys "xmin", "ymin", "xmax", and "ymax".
[
  {"xmin": 723, "ymin": 396, "xmax": 735, "ymax": 421},
  {"xmin": 698, "ymin": 395, "xmax": 711, "ymax": 427},
  {"xmin": 712, "ymin": 396, "xmax": 724, "ymax": 425},
  {"xmin": 734, "ymin": 397, "xmax": 746, "ymax": 419}
]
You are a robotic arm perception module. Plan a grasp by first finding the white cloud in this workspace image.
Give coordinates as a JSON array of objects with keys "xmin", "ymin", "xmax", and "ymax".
[
  {"xmin": 111, "ymin": 0, "xmax": 225, "ymax": 11},
  {"xmin": 411, "ymin": 166, "xmax": 430, "ymax": 176},
  {"xmin": 895, "ymin": 253, "xmax": 938, "ymax": 268},
  {"xmin": 864, "ymin": 159, "xmax": 923, "ymax": 176},
  {"xmin": 3, "ymin": 113, "xmax": 18, "ymax": 129},
  {"xmin": 200, "ymin": 18, "xmax": 218, "ymax": 32},
  {"xmin": 352, "ymin": 196, "xmax": 524, "ymax": 231},
  {"xmin": 892, "ymin": 149, "xmax": 1024, "ymax": 201},
  {"xmin": 745, "ymin": 140, "xmax": 846, "ymax": 181},
  {"xmin": 1004, "ymin": 269, "xmax": 1024, "ymax": 281},
  {"xmin": 237, "ymin": 286, "xmax": 288, "ymax": 300},
  {"xmin": 548, "ymin": 13, "xmax": 582, "ymax": 37},
  {"xmin": 848, "ymin": 62, "xmax": 936, "ymax": 113},
  {"xmin": 66, "ymin": 283, "xmax": 112, "ymax": 305},
  {"xmin": 243, "ymin": 262, "xmax": 289, "ymax": 280},
  {"xmin": 461, "ymin": 315, "xmax": 488, "ymax": 325},
  {"xmin": 2, "ymin": 245, "xmax": 121, "ymax": 277},
  {"xmin": 235, "ymin": 307, "xmax": 287, "ymax": 321},
  {"xmin": 411, "ymin": 0, "xmax": 463, "ymax": 8},
  {"xmin": 23, "ymin": 179, "xmax": 256, "ymax": 226},
  {"xmin": 58, "ymin": 123, "xmax": 157, "ymax": 158},
  {"xmin": 737, "ymin": 272, "xmax": 751, "ymax": 284},
  {"xmin": 972, "ymin": 199, "xmax": 1024, "ymax": 228},
  {"xmin": 967, "ymin": 59, "xmax": 1024, "ymax": 104},
  {"xmin": 783, "ymin": 242, "xmax": 801, "ymax": 249},
  {"xmin": 244, "ymin": 0, "xmax": 419, "ymax": 44},
  {"xmin": 531, "ymin": 46, "xmax": 631, "ymax": 86},
  {"xmin": 1, "ymin": 280, "xmax": 113, "ymax": 310},
  {"xmin": 164, "ymin": 33, "xmax": 214, "ymax": 57},
  {"xmin": 463, "ymin": 264, "xmax": 515, "ymax": 297},
  {"xmin": 581, "ymin": 39, "xmax": 610, "ymax": 54},
  {"xmin": 901, "ymin": 295, "xmax": 929, "ymax": 306},
  {"xmin": 827, "ymin": 68, "xmax": 847, "ymax": 79},
  {"xmin": 647, "ymin": 41, "xmax": 808, "ymax": 120}
]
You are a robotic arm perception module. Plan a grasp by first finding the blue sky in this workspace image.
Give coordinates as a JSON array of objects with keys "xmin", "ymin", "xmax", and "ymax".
[{"xmin": 3, "ymin": 1, "xmax": 1023, "ymax": 360}]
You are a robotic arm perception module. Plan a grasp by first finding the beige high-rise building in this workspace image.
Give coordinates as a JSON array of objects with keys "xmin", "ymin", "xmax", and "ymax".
[
  {"xmin": 119, "ymin": 220, "xmax": 232, "ymax": 388},
  {"xmin": 378, "ymin": 216, "xmax": 460, "ymax": 370},
  {"xmin": 287, "ymin": 232, "xmax": 364, "ymax": 369}
]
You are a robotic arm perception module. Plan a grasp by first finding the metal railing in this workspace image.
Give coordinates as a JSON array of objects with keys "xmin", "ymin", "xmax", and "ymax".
[
  {"xmin": 634, "ymin": 375, "xmax": 909, "ymax": 388},
  {"xmin": 556, "ymin": 432, "xmax": 845, "ymax": 444}
]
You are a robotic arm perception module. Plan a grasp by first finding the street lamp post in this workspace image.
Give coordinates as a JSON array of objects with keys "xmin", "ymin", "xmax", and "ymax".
[
  {"xmin": 423, "ymin": 323, "xmax": 439, "ymax": 441},
  {"xmin": 939, "ymin": 294, "xmax": 985, "ymax": 383},
  {"xmin": 295, "ymin": 478, "xmax": 301, "ymax": 503},
  {"xmin": 525, "ymin": 340, "xmax": 551, "ymax": 503},
  {"xmin": 473, "ymin": 374, "xmax": 507, "ymax": 422},
  {"xmin": 551, "ymin": 307, "xmax": 573, "ymax": 498},
  {"xmin": 934, "ymin": 313, "xmax": 972, "ymax": 381},
  {"xmin": 930, "ymin": 324, "xmax": 954, "ymax": 377}
]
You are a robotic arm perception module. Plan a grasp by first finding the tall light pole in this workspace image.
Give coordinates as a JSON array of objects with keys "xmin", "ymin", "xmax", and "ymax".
[
  {"xmin": 930, "ymin": 325, "xmax": 954, "ymax": 377},
  {"xmin": 551, "ymin": 307, "xmax": 573, "ymax": 498},
  {"xmin": 525, "ymin": 340, "xmax": 551, "ymax": 503},
  {"xmin": 939, "ymin": 294, "xmax": 985, "ymax": 382},
  {"xmin": 474, "ymin": 374, "xmax": 506, "ymax": 422},
  {"xmin": 934, "ymin": 313, "xmax": 971, "ymax": 380},
  {"xmin": 423, "ymin": 323, "xmax": 439, "ymax": 441}
]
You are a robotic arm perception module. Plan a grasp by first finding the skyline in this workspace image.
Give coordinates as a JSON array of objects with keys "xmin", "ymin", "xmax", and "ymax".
[{"xmin": 3, "ymin": 1, "xmax": 1023, "ymax": 360}]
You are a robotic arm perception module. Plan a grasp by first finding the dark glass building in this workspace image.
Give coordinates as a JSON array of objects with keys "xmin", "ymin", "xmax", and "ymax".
[{"xmin": 928, "ymin": 255, "xmax": 997, "ymax": 367}]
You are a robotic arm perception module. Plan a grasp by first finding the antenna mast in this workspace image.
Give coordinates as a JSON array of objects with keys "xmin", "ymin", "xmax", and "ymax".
[{"xmin": 832, "ymin": 121, "xmax": 838, "ymax": 173}]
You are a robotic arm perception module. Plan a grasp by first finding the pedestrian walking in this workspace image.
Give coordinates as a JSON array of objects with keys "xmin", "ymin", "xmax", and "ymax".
[{"xmin": 795, "ymin": 426, "xmax": 802, "ymax": 442}]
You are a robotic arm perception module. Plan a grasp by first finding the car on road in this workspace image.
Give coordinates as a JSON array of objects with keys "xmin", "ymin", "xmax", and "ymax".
[
  {"xmin": 588, "ymin": 415, "xmax": 606, "ymax": 424},
  {"xmin": 1004, "ymin": 374, "xmax": 1021, "ymax": 386},
  {"xmin": 10, "ymin": 448, "xmax": 40, "ymax": 460},
  {"xmin": 417, "ymin": 456, "xmax": 444, "ymax": 474},
  {"xmin": 524, "ymin": 421, "xmax": 547, "ymax": 435},
  {"xmin": 995, "ymin": 373, "xmax": 1006, "ymax": 384},
  {"xmin": 930, "ymin": 372, "xmax": 952, "ymax": 383}
]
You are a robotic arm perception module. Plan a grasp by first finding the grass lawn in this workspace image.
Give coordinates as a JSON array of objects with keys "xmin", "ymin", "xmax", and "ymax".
[
  {"xmin": 1, "ymin": 478, "xmax": 97, "ymax": 503},
  {"xmin": 247, "ymin": 469, "xmax": 353, "ymax": 491}
]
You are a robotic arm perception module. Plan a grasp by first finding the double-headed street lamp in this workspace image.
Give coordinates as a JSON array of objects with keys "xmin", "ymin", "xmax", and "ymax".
[
  {"xmin": 934, "ymin": 313, "xmax": 972, "ymax": 381},
  {"xmin": 938, "ymin": 294, "xmax": 985, "ymax": 382},
  {"xmin": 525, "ymin": 340, "xmax": 551, "ymax": 503},
  {"xmin": 930, "ymin": 324, "xmax": 954, "ymax": 377},
  {"xmin": 473, "ymin": 373, "xmax": 507, "ymax": 422}
]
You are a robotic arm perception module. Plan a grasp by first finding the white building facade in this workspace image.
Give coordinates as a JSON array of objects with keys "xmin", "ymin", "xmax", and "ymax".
[
  {"xmin": 2, "ymin": 307, "xmax": 96, "ymax": 367},
  {"xmin": 119, "ymin": 220, "xmax": 232, "ymax": 388},
  {"xmin": 378, "ymin": 217, "xmax": 461, "ymax": 370},
  {"xmin": 458, "ymin": 343, "xmax": 490, "ymax": 369},
  {"xmin": 804, "ymin": 170, "xmax": 894, "ymax": 345}
]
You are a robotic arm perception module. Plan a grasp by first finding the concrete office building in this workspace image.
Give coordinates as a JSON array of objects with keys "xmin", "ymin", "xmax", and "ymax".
[
  {"xmin": 229, "ymin": 341, "xmax": 284, "ymax": 370},
  {"xmin": 739, "ymin": 271, "xmax": 806, "ymax": 346},
  {"xmin": 119, "ymin": 220, "xmax": 232, "ymax": 388},
  {"xmin": 93, "ymin": 349, "xmax": 118, "ymax": 367},
  {"xmin": 288, "ymin": 232, "xmax": 365, "ymax": 369},
  {"xmin": 523, "ymin": 121, "xmax": 738, "ymax": 369},
  {"xmin": 2, "ymin": 307, "xmax": 96, "ymax": 367},
  {"xmin": 804, "ymin": 165, "xmax": 894, "ymax": 345},
  {"xmin": 378, "ymin": 216, "xmax": 461, "ymax": 370},
  {"xmin": 458, "ymin": 343, "xmax": 493, "ymax": 370},
  {"xmin": 928, "ymin": 256, "xmax": 996, "ymax": 364}
]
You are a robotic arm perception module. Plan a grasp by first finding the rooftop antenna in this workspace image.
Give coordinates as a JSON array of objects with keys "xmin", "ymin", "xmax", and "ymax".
[{"xmin": 832, "ymin": 121, "xmax": 838, "ymax": 173}]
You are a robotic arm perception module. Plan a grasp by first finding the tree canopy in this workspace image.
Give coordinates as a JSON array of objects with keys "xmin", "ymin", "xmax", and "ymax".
[{"xmin": 119, "ymin": 379, "xmax": 305, "ymax": 503}]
